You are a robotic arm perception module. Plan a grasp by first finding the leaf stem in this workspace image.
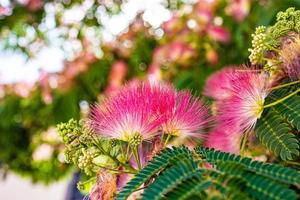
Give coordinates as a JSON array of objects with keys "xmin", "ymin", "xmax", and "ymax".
[
  {"xmin": 264, "ymin": 88, "xmax": 300, "ymax": 108},
  {"xmin": 132, "ymin": 146, "xmax": 142, "ymax": 170},
  {"xmin": 164, "ymin": 134, "xmax": 172, "ymax": 146},
  {"xmin": 240, "ymin": 132, "xmax": 249, "ymax": 157},
  {"xmin": 99, "ymin": 165, "xmax": 137, "ymax": 174},
  {"xmin": 284, "ymin": 161, "xmax": 300, "ymax": 167},
  {"xmin": 269, "ymin": 80, "xmax": 300, "ymax": 91}
]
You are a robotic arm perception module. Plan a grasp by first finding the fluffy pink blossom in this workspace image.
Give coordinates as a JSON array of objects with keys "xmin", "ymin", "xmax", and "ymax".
[
  {"xmin": 161, "ymin": 91, "xmax": 210, "ymax": 138},
  {"xmin": 217, "ymin": 72, "xmax": 269, "ymax": 133},
  {"xmin": 90, "ymin": 82, "xmax": 169, "ymax": 141},
  {"xmin": 205, "ymin": 126, "xmax": 241, "ymax": 154}
]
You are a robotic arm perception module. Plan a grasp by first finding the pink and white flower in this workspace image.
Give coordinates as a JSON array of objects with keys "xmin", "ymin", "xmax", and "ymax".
[
  {"xmin": 216, "ymin": 71, "xmax": 269, "ymax": 133},
  {"xmin": 90, "ymin": 82, "xmax": 169, "ymax": 142},
  {"xmin": 161, "ymin": 91, "xmax": 210, "ymax": 138}
]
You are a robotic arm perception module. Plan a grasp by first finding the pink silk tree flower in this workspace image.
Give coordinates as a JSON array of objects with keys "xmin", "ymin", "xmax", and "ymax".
[
  {"xmin": 204, "ymin": 67, "xmax": 238, "ymax": 100},
  {"xmin": 205, "ymin": 126, "xmax": 241, "ymax": 154},
  {"xmin": 90, "ymin": 82, "xmax": 176, "ymax": 142},
  {"xmin": 217, "ymin": 72, "xmax": 269, "ymax": 134},
  {"xmin": 161, "ymin": 91, "xmax": 210, "ymax": 138}
]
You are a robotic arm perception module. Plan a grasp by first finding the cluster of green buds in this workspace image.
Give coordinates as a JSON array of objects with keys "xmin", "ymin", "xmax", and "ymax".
[
  {"xmin": 57, "ymin": 118, "xmax": 81, "ymax": 145},
  {"xmin": 248, "ymin": 26, "xmax": 267, "ymax": 64},
  {"xmin": 78, "ymin": 148, "xmax": 99, "ymax": 176},
  {"xmin": 274, "ymin": 7, "xmax": 300, "ymax": 33},
  {"xmin": 57, "ymin": 119, "xmax": 128, "ymax": 177},
  {"xmin": 129, "ymin": 132, "xmax": 142, "ymax": 148},
  {"xmin": 248, "ymin": 8, "xmax": 300, "ymax": 66}
]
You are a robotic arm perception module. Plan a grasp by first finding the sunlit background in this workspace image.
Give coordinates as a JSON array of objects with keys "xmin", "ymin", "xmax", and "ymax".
[{"xmin": 0, "ymin": 0, "xmax": 299, "ymax": 199}]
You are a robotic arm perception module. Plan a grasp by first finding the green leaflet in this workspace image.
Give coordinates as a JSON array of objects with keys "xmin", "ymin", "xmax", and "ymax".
[
  {"xmin": 270, "ymin": 91, "xmax": 300, "ymax": 131},
  {"xmin": 141, "ymin": 159, "xmax": 200, "ymax": 200},
  {"xmin": 116, "ymin": 146, "xmax": 193, "ymax": 200},
  {"xmin": 255, "ymin": 109, "xmax": 299, "ymax": 160}
]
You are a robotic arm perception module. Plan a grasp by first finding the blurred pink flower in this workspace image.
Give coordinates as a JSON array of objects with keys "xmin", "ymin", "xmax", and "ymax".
[
  {"xmin": 105, "ymin": 61, "xmax": 128, "ymax": 95},
  {"xmin": 205, "ymin": 126, "xmax": 241, "ymax": 154},
  {"xmin": 162, "ymin": 15, "xmax": 183, "ymax": 36},
  {"xmin": 18, "ymin": 0, "xmax": 43, "ymax": 11},
  {"xmin": 38, "ymin": 71, "xmax": 53, "ymax": 104},
  {"xmin": 226, "ymin": 0, "xmax": 251, "ymax": 22},
  {"xmin": 195, "ymin": 5, "xmax": 214, "ymax": 28},
  {"xmin": 13, "ymin": 82, "xmax": 35, "ymax": 98},
  {"xmin": 206, "ymin": 49, "xmax": 219, "ymax": 65},
  {"xmin": 32, "ymin": 144, "xmax": 54, "ymax": 161},
  {"xmin": 204, "ymin": 67, "xmax": 238, "ymax": 100},
  {"xmin": 207, "ymin": 25, "xmax": 231, "ymax": 43},
  {"xmin": 153, "ymin": 42, "xmax": 196, "ymax": 67},
  {"xmin": 0, "ymin": 6, "xmax": 12, "ymax": 16},
  {"xmin": 147, "ymin": 63, "xmax": 162, "ymax": 83}
]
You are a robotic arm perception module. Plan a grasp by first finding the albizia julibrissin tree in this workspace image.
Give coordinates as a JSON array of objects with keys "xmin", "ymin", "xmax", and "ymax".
[{"xmin": 57, "ymin": 8, "xmax": 300, "ymax": 200}]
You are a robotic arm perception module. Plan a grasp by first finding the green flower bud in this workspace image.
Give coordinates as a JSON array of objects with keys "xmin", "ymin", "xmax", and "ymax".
[{"xmin": 129, "ymin": 132, "xmax": 142, "ymax": 148}]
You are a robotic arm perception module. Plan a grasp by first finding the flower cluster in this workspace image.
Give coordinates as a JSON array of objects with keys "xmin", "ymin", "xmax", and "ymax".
[
  {"xmin": 249, "ymin": 8, "xmax": 300, "ymax": 80},
  {"xmin": 90, "ymin": 81, "xmax": 210, "ymax": 144}
]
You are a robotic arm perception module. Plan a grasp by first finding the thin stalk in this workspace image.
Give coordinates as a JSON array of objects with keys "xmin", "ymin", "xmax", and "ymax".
[
  {"xmin": 164, "ymin": 134, "xmax": 172, "ymax": 146},
  {"xmin": 269, "ymin": 80, "xmax": 300, "ymax": 91},
  {"xmin": 264, "ymin": 88, "xmax": 300, "ymax": 108},
  {"xmin": 285, "ymin": 161, "xmax": 300, "ymax": 167},
  {"xmin": 132, "ymin": 186, "xmax": 148, "ymax": 193},
  {"xmin": 262, "ymin": 57, "xmax": 279, "ymax": 63},
  {"xmin": 79, "ymin": 177, "xmax": 96, "ymax": 185},
  {"xmin": 265, "ymin": 44, "xmax": 279, "ymax": 52},
  {"xmin": 99, "ymin": 166, "xmax": 137, "ymax": 174},
  {"xmin": 240, "ymin": 132, "xmax": 249, "ymax": 157},
  {"xmin": 126, "ymin": 144, "xmax": 130, "ymax": 159},
  {"xmin": 132, "ymin": 146, "xmax": 142, "ymax": 170}
]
